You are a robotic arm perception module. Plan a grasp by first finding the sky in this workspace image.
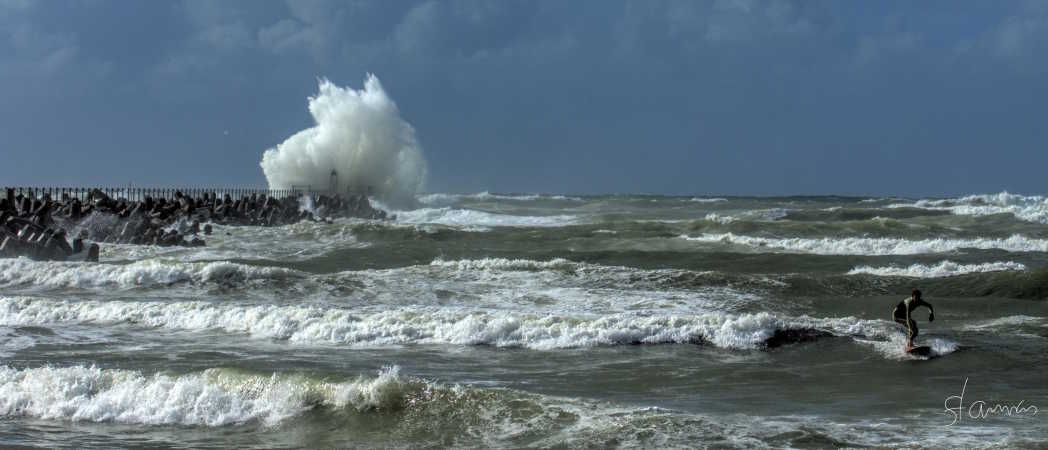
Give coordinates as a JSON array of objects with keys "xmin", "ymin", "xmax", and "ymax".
[{"xmin": 1, "ymin": 0, "xmax": 1046, "ymax": 197}]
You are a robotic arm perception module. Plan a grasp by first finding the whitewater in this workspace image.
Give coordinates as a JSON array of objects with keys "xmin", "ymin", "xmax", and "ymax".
[{"xmin": 2, "ymin": 192, "xmax": 1046, "ymax": 448}]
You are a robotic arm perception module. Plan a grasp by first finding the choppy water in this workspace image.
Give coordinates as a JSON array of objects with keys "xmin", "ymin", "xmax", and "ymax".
[{"xmin": 2, "ymin": 192, "xmax": 1046, "ymax": 449}]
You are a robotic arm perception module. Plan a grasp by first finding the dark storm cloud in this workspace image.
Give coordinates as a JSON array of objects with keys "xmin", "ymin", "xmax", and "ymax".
[{"xmin": 1, "ymin": 0, "xmax": 1045, "ymax": 196}]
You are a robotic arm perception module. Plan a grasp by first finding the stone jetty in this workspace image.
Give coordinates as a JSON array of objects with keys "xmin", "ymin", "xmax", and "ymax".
[{"xmin": 1, "ymin": 187, "xmax": 387, "ymax": 262}]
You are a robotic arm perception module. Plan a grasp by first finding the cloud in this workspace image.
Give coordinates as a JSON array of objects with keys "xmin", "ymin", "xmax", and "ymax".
[
  {"xmin": 391, "ymin": 1, "xmax": 543, "ymax": 58},
  {"xmin": 992, "ymin": 16, "xmax": 1048, "ymax": 59},
  {"xmin": 0, "ymin": 4, "xmax": 97, "ymax": 79},
  {"xmin": 177, "ymin": 0, "xmax": 253, "ymax": 51}
]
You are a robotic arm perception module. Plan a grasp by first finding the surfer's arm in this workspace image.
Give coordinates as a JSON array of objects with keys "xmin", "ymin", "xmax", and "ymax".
[{"xmin": 922, "ymin": 299, "xmax": 934, "ymax": 321}]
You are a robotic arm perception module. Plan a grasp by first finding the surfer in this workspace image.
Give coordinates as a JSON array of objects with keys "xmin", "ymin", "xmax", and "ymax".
[{"xmin": 892, "ymin": 288, "xmax": 934, "ymax": 351}]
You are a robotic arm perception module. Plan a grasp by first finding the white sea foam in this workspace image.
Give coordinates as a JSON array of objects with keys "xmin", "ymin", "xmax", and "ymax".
[
  {"xmin": 689, "ymin": 197, "xmax": 728, "ymax": 203},
  {"xmin": 0, "ymin": 365, "xmax": 413, "ymax": 426},
  {"xmin": 890, "ymin": 192, "xmax": 1048, "ymax": 224},
  {"xmin": 0, "ymin": 258, "xmax": 302, "ymax": 290},
  {"xmin": 0, "ymin": 298, "xmax": 840, "ymax": 350},
  {"xmin": 703, "ymin": 213, "xmax": 736, "ymax": 224},
  {"xmin": 260, "ymin": 75, "xmax": 427, "ymax": 207},
  {"xmin": 388, "ymin": 207, "xmax": 580, "ymax": 228},
  {"xmin": 0, "ymin": 256, "xmax": 763, "ymax": 316},
  {"xmin": 6, "ymin": 362, "xmax": 990, "ymax": 449},
  {"xmin": 470, "ymin": 192, "xmax": 582, "ymax": 202},
  {"xmin": 857, "ymin": 334, "xmax": 959, "ymax": 360},
  {"xmin": 681, "ymin": 233, "xmax": 1048, "ymax": 255},
  {"xmin": 960, "ymin": 315, "xmax": 1047, "ymax": 334},
  {"xmin": 847, "ymin": 261, "xmax": 1027, "ymax": 278},
  {"xmin": 430, "ymin": 257, "xmax": 579, "ymax": 272},
  {"xmin": 417, "ymin": 192, "xmax": 583, "ymax": 206}
]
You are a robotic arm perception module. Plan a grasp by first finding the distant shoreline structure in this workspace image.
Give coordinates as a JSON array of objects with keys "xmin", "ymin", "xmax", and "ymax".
[{"xmin": 1, "ymin": 186, "xmax": 387, "ymax": 263}]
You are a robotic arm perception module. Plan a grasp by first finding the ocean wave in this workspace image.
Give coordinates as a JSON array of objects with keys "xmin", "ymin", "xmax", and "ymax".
[
  {"xmin": 855, "ymin": 334, "xmax": 959, "ymax": 360},
  {"xmin": 0, "ymin": 298, "xmax": 848, "ymax": 350},
  {"xmin": 689, "ymin": 197, "xmax": 728, "ymax": 203},
  {"xmin": 0, "ymin": 327, "xmax": 35, "ymax": 358},
  {"xmin": 960, "ymin": 316, "xmax": 1047, "ymax": 337},
  {"xmin": 745, "ymin": 208, "xmax": 789, "ymax": 221},
  {"xmin": 417, "ymin": 192, "xmax": 583, "ymax": 205},
  {"xmin": 0, "ymin": 363, "xmax": 1025, "ymax": 448},
  {"xmin": 703, "ymin": 213, "xmax": 736, "ymax": 224},
  {"xmin": 426, "ymin": 256, "xmax": 786, "ymax": 293},
  {"xmin": 681, "ymin": 233, "xmax": 1048, "ymax": 255},
  {"xmin": 97, "ymin": 220, "xmax": 367, "ymax": 263},
  {"xmin": 891, "ymin": 192, "xmax": 1048, "ymax": 224},
  {"xmin": 0, "ymin": 364, "xmax": 863, "ymax": 449},
  {"xmin": 786, "ymin": 268, "xmax": 1048, "ymax": 300},
  {"xmin": 384, "ymin": 206, "xmax": 580, "ymax": 228},
  {"xmin": 0, "ymin": 257, "xmax": 771, "ymax": 314},
  {"xmin": 430, "ymin": 257, "xmax": 580, "ymax": 273},
  {"xmin": 847, "ymin": 261, "xmax": 1027, "ymax": 278},
  {"xmin": 0, "ymin": 258, "xmax": 303, "ymax": 290},
  {"xmin": 0, "ymin": 364, "xmax": 418, "ymax": 426},
  {"xmin": 0, "ymin": 364, "xmax": 741, "ymax": 449}
]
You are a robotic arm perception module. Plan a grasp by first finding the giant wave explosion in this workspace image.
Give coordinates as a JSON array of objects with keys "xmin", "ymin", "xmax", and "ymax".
[{"xmin": 260, "ymin": 75, "xmax": 427, "ymax": 206}]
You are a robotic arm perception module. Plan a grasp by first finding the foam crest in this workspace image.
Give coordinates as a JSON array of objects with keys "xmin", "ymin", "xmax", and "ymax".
[
  {"xmin": 430, "ymin": 257, "xmax": 579, "ymax": 272},
  {"xmin": 0, "ymin": 258, "xmax": 302, "ymax": 290},
  {"xmin": 0, "ymin": 365, "xmax": 416, "ymax": 426},
  {"xmin": 260, "ymin": 75, "xmax": 427, "ymax": 207},
  {"xmin": 892, "ymin": 192, "xmax": 1048, "ymax": 224},
  {"xmin": 417, "ymin": 192, "xmax": 584, "ymax": 205},
  {"xmin": 847, "ymin": 261, "xmax": 1027, "ymax": 278},
  {"xmin": 858, "ymin": 334, "xmax": 959, "ymax": 360},
  {"xmin": 388, "ymin": 207, "xmax": 579, "ymax": 228},
  {"xmin": 0, "ymin": 298, "xmax": 825, "ymax": 350},
  {"xmin": 681, "ymin": 233, "xmax": 1048, "ymax": 255},
  {"xmin": 960, "ymin": 315, "xmax": 1047, "ymax": 333},
  {"xmin": 689, "ymin": 197, "xmax": 728, "ymax": 203},
  {"xmin": 703, "ymin": 213, "xmax": 736, "ymax": 224}
]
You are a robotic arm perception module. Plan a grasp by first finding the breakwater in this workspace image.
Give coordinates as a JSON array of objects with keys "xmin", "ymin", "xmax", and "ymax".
[{"xmin": 1, "ymin": 186, "xmax": 386, "ymax": 262}]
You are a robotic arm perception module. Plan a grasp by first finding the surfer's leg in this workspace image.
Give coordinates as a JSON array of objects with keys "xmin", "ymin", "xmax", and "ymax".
[
  {"xmin": 895, "ymin": 317, "xmax": 914, "ymax": 348},
  {"xmin": 908, "ymin": 319, "xmax": 918, "ymax": 345}
]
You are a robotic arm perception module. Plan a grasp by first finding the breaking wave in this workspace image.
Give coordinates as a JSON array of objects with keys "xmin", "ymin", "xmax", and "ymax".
[
  {"xmin": 0, "ymin": 258, "xmax": 302, "ymax": 290},
  {"xmin": 890, "ymin": 192, "xmax": 1048, "ymax": 224},
  {"xmin": 847, "ymin": 261, "xmax": 1027, "ymax": 278},
  {"xmin": 0, "ymin": 297, "xmax": 929, "ymax": 352},
  {"xmin": 429, "ymin": 257, "xmax": 580, "ymax": 273},
  {"xmin": 386, "ymin": 207, "xmax": 580, "ymax": 228},
  {"xmin": 681, "ymin": 233, "xmax": 1048, "ymax": 255},
  {"xmin": 417, "ymin": 192, "xmax": 583, "ymax": 205},
  {"xmin": 0, "ymin": 365, "xmax": 1015, "ymax": 448},
  {"xmin": 0, "ymin": 364, "xmax": 420, "ymax": 426}
]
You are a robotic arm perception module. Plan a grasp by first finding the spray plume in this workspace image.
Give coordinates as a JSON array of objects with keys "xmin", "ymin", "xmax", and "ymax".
[{"xmin": 260, "ymin": 75, "xmax": 427, "ymax": 206}]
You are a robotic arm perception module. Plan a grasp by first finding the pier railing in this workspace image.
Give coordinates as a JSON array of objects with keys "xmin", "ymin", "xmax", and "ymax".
[{"xmin": 3, "ymin": 186, "xmax": 305, "ymax": 202}]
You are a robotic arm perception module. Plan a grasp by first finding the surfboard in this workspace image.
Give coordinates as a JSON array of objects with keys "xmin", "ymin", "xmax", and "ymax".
[{"xmin": 906, "ymin": 346, "xmax": 933, "ymax": 357}]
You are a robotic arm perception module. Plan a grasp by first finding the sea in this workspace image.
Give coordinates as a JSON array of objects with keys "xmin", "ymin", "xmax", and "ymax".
[{"xmin": 1, "ymin": 192, "xmax": 1046, "ymax": 449}]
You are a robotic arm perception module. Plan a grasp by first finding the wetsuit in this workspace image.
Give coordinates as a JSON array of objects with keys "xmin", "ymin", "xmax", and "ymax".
[{"xmin": 892, "ymin": 297, "xmax": 934, "ymax": 341}]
